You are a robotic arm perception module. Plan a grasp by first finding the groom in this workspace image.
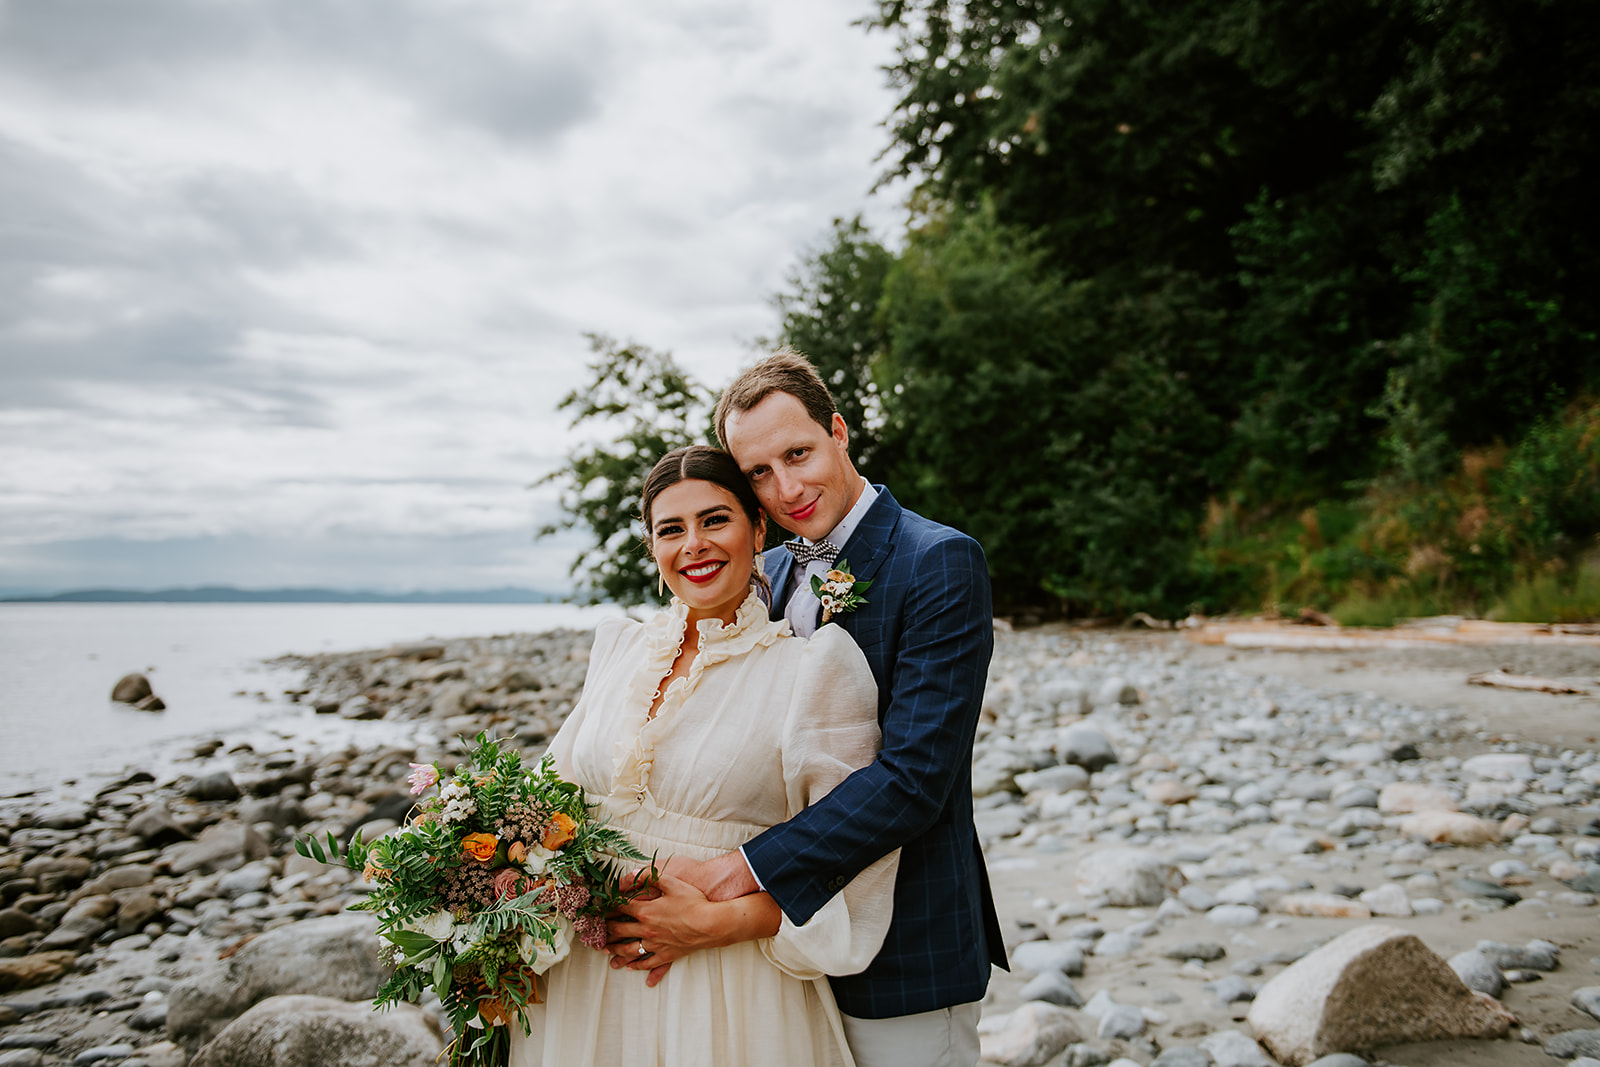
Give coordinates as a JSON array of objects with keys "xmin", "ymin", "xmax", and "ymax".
[{"xmin": 614, "ymin": 349, "xmax": 1007, "ymax": 1065}]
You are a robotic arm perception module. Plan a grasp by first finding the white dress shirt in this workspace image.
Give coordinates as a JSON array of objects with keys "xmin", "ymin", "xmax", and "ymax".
[{"xmin": 782, "ymin": 479, "xmax": 878, "ymax": 639}]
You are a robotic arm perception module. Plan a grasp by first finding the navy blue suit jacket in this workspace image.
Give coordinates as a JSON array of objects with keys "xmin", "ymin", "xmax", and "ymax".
[{"xmin": 741, "ymin": 486, "xmax": 1008, "ymax": 1019}]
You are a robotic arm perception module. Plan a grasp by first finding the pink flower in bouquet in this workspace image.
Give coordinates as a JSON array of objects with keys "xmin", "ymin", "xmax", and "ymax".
[
  {"xmin": 407, "ymin": 763, "xmax": 438, "ymax": 794},
  {"xmin": 575, "ymin": 913, "xmax": 607, "ymax": 951},
  {"xmin": 492, "ymin": 868, "xmax": 534, "ymax": 901}
]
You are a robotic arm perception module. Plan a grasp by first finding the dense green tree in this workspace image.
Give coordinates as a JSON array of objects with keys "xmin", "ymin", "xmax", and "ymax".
[
  {"xmin": 537, "ymin": 335, "xmax": 712, "ymax": 605},
  {"xmin": 767, "ymin": 217, "xmax": 898, "ymax": 476}
]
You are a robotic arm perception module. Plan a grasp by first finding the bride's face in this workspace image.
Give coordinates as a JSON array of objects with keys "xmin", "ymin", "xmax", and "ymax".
[{"xmin": 649, "ymin": 478, "xmax": 765, "ymax": 626}]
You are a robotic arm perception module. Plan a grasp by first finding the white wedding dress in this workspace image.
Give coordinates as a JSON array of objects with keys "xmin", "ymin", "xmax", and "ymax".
[{"xmin": 509, "ymin": 588, "xmax": 897, "ymax": 1067}]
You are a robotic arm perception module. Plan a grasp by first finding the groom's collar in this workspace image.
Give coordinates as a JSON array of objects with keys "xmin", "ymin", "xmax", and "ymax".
[{"xmin": 798, "ymin": 477, "xmax": 875, "ymax": 557}]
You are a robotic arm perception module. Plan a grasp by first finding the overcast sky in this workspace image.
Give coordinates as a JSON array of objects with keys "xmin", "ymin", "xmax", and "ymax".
[{"xmin": 0, "ymin": 0, "xmax": 905, "ymax": 596}]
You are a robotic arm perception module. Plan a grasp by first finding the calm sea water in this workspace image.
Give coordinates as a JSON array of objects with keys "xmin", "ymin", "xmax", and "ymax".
[{"xmin": 0, "ymin": 602, "xmax": 622, "ymax": 798}]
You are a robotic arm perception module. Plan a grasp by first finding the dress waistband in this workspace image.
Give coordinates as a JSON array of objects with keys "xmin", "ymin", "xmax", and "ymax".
[{"xmin": 595, "ymin": 796, "xmax": 771, "ymax": 862}]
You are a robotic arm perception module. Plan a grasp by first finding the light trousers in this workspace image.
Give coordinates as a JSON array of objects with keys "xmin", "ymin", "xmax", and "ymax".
[{"xmin": 841, "ymin": 1002, "xmax": 982, "ymax": 1067}]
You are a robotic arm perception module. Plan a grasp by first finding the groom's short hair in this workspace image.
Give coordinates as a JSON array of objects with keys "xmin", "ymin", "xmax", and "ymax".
[{"xmin": 714, "ymin": 348, "xmax": 838, "ymax": 447}]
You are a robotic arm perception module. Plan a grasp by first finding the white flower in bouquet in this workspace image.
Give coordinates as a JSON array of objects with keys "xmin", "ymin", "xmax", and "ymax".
[
  {"xmin": 520, "ymin": 917, "xmax": 573, "ymax": 975},
  {"xmin": 413, "ymin": 909, "xmax": 455, "ymax": 942},
  {"xmin": 437, "ymin": 780, "xmax": 477, "ymax": 824},
  {"xmin": 520, "ymin": 842, "xmax": 558, "ymax": 876}
]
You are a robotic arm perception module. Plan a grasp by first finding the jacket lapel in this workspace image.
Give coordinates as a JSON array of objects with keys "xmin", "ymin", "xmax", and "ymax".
[
  {"xmin": 835, "ymin": 486, "xmax": 901, "ymax": 638},
  {"xmin": 837, "ymin": 485, "xmax": 900, "ymax": 589}
]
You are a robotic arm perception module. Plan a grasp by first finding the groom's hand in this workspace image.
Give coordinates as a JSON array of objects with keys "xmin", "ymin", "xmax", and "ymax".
[{"xmin": 681, "ymin": 850, "xmax": 760, "ymax": 902}]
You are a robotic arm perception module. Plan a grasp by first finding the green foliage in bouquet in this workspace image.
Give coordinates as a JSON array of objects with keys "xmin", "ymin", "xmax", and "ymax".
[{"xmin": 295, "ymin": 733, "xmax": 651, "ymax": 1067}]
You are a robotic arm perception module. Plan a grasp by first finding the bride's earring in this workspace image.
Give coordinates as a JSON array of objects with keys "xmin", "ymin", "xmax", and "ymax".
[{"xmin": 658, "ymin": 571, "xmax": 665, "ymax": 598}]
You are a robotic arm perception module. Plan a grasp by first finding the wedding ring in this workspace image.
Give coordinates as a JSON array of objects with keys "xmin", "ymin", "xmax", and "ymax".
[{"xmin": 637, "ymin": 942, "xmax": 647, "ymax": 956}]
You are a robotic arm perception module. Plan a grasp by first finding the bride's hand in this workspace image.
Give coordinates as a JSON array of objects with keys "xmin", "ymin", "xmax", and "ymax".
[
  {"xmin": 603, "ymin": 871, "xmax": 715, "ymax": 985},
  {"xmin": 604, "ymin": 870, "xmax": 782, "ymax": 988}
]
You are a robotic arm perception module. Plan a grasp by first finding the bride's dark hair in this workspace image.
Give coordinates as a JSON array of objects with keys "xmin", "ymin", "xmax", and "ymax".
[{"xmin": 640, "ymin": 445, "xmax": 770, "ymax": 598}]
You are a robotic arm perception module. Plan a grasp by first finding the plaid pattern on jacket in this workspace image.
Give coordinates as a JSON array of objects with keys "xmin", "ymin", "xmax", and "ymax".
[{"xmin": 742, "ymin": 487, "xmax": 1008, "ymax": 1019}]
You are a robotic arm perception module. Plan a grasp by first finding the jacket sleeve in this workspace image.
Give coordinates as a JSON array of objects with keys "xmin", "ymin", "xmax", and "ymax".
[
  {"xmin": 742, "ymin": 533, "xmax": 993, "ymax": 925},
  {"xmin": 760, "ymin": 626, "xmax": 899, "ymax": 978}
]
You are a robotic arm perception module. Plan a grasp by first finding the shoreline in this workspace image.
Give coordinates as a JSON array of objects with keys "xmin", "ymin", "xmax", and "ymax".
[{"xmin": 2, "ymin": 623, "xmax": 1599, "ymax": 1066}]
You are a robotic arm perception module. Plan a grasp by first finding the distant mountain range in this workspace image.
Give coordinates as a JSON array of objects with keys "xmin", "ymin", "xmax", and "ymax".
[{"xmin": 2, "ymin": 586, "xmax": 563, "ymax": 604}]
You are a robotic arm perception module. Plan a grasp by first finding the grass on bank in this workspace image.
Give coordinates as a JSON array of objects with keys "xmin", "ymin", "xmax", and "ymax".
[{"xmin": 1191, "ymin": 398, "xmax": 1600, "ymax": 626}]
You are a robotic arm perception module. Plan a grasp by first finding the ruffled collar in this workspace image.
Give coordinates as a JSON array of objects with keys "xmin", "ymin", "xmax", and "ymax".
[{"xmin": 609, "ymin": 586, "xmax": 790, "ymax": 816}]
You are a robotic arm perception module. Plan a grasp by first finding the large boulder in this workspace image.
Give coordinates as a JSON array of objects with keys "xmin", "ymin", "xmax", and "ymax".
[
  {"xmin": 189, "ymin": 995, "xmax": 441, "ymax": 1067},
  {"xmin": 1247, "ymin": 924, "xmax": 1514, "ymax": 1065},
  {"xmin": 167, "ymin": 915, "xmax": 386, "ymax": 1049},
  {"xmin": 1072, "ymin": 847, "xmax": 1182, "ymax": 906}
]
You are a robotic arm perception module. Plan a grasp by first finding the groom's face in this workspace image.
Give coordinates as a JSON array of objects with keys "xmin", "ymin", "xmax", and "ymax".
[{"xmin": 723, "ymin": 391, "xmax": 859, "ymax": 542}]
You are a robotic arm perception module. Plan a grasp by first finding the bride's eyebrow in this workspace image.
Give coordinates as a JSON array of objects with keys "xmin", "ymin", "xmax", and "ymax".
[{"xmin": 654, "ymin": 505, "xmax": 732, "ymax": 530}]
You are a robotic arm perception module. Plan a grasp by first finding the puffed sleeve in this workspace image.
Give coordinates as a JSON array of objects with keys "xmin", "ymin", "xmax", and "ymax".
[
  {"xmin": 545, "ymin": 616, "xmax": 631, "ymax": 780},
  {"xmin": 760, "ymin": 625, "xmax": 900, "ymax": 979}
]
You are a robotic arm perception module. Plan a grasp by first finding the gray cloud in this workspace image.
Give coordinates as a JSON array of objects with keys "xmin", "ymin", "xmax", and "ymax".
[
  {"xmin": 0, "ymin": 0, "xmax": 604, "ymax": 145},
  {"xmin": 0, "ymin": 1, "xmax": 902, "ymax": 593}
]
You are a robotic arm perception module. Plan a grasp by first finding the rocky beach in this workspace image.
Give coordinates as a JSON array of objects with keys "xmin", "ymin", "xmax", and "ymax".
[{"xmin": 2, "ymin": 621, "xmax": 1598, "ymax": 1067}]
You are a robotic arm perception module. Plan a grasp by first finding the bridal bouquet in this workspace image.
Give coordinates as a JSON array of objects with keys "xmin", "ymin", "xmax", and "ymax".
[{"xmin": 297, "ymin": 733, "xmax": 649, "ymax": 1067}]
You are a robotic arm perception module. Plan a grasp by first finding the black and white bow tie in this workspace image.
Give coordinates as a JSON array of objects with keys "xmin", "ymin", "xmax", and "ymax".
[{"xmin": 784, "ymin": 538, "xmax": 840, "ymax": 567}]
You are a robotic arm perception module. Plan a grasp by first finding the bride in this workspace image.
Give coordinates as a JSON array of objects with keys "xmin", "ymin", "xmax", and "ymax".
[{"xmin": 510, "ymin": 445, "xmax": 898, "ymax": 1067}]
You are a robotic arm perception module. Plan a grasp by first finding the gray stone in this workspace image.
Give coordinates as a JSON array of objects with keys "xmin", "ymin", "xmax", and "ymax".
[
  {"xmin": 1093, "ymin": 931, "xmax": 1140, "ymax": 957},
  {"xmin": 110, "ymin": 674, "xmax": 153, "ymax": 704},
  {"xmin": 1015, "ymin": 765, "xmax": 1091, "ymax": 794},
  {"xmin": 187, "ymin": 995, "xmax": 442, "ymax": 1067},
  {"xmin": 1305, "ymin": 1057, "xmax": 1370, "ymax": 1067},
  {"xmin": 1574, "ymin": 988, "xmax": 1600, "ymax": 1024},
  {"xmin": 1071, "ymin": 848, "xmax": 1181, "ymax": 906},
  {"xmin": 167, "ymin": 915, "xmax": 386, "ymax": 1049},
  {"xmin": 974, "ymin": 806, "xmax": 1027, "ymax": 843},
  {"xmin": 1012, "ymin": 940, "xmax": 1085, "ymax": 977},
  {"xmin": 1206, "ymin": 904, "xmax": 1261, "ymax": 927},
  {"xmin": 0, "ymin": 1052, "xmax": 44, "ymax": 1067},
  {"xmin": 1476, "ymin": 938, "xmax": 1559, "ymax": 972},
  {"xmin": 185, "ymin": 772, "xmax": 240, "ymax": 802},
  {"xmin": 1097, "ymin": 1004, "xmax": 1146, "ymax": 1040},
  {"xmin": 217, "ymin": 863, "xmax": 275, "ymax": 898},
  {"xmin": 1095, "ymin": 677, "xmax": 1140, "ymax": 706},
  {"xmin": 1199, "ymin": 1029, "xmax": 1277, "ymax": 1067},
  {"xmin": 978, "ymin": 1001, "xmax": 1082, "ymax": 1067},
  {"xmin": 1448, "ymin": 949, "xmax": 1506, "ymax": 997},
  {"xmin": 1150, "ymin": 1051, "xmax": 1211, "ymax": 1067},
  {"xmin": 73, "ymin": 1046, "xmax": 136, "ymax": 1064},
  {"xmin": 126, "ymin": 804, "xmax": 190, "ymax": 846},
  {"xmin": 1454, "ymin": 877, "xmax": 1520, "ymax": 903},
  {"xmin": 1164, "ymin": 940, "xmax": 1226, "ymax": 962},
  {"xmin": 1058, "ymin": 725, "xmax": 1118, "ymax": 771},
  {"xmin": 129, "ymin": 1002, "xmax": 169, "ymax": 1030},
  {"xmin": 1334, "ymin": 787, "xmax": 1379, "ymax": 809},
  {"xmin": 163, "ymin": 821, "xmax": 268, "ymax": 877},
  {"xmin": 1206, "ymin": 975, "xmax": 1256, "ymax": 1005},
  {"xmin": 1018, "ymin": 970, "xmax": 1084, "ymax": 1007},
  {"xmin": 1547, "ymin": 1031, "xmax": 1600, "ymax": 1059},
  {"xmin": 1248, "ymin": 924, "xmax": 1513, "ymax": 1065}
]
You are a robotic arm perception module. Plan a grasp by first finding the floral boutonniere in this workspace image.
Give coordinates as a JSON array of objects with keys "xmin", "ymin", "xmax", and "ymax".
[{"xmin": 812, "ymin": 559, "xmax": 872, "ymax": 624}]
